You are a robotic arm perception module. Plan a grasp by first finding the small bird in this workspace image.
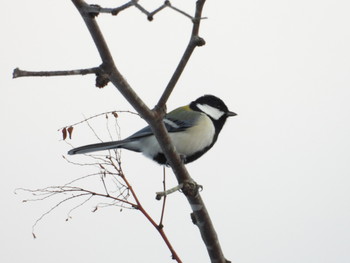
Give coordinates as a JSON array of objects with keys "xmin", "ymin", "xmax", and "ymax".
[{"xmin": 68, "ymin": 95, "xmax": 236, "ymax": 165}]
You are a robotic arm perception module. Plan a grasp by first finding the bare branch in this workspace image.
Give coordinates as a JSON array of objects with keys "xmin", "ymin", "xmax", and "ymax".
[
  {"xmin": 72, "ymin": 0, "xmax": 154, "ymax": 119},
  {"xmin": 115, "ymin": 166, "xmax": 182, "ymax": 262},
  {"xmin": 167, "ymin": 3, "xmax": 194, "ymax": 21},
  {"xmin": 156, "ymin": 1, "xmax": 207, "ymax": 110},
  {"xmin": 13, "ymin": 67, "xmax": 100, "ymax": 78},
  {"xmin": 70, "ymin": 1, "xmax": 229, "ymax": 262},
  {"xmin": 58, "ymin": 110, "xmax": 139, "ymax": 132},
  {"xmin": 147, "ymin": 2, "xmax": 169, "ymax": 21},
  {"xmin": 66, "ymin": 194, "xmax": 94, "ymax": 220},
  {"xmin": 68, "ymin": 120, "xmax": 183, "ymax": 261},
  {"xmin": 15, "ymin": 0, "xmax": 230, "ymax": 261},
  {"xmin": 30, "ymin": 191, "xmax": 91, "ymax": 235},
  {"xmin": 158, "ymin": 166, "xmax": 167, "ymax": 228},
  {"xmin": 111, "ymin": 1, "xmax": 135, "ymax": 16},
  {"xmin": 82, "ymin": 0, "xmax": 196, "ymax": 22},
  {"xmin": 84, "ymin": 2, "xmax": 135, "ymax": 16}
]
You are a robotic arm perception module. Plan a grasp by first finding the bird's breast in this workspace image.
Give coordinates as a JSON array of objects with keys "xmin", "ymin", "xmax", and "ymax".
[
  {"xmin": 135, "ymin": 114, "xmax": 215, "ymax": 161},
  {"xmin": 168, "ymin": 114, "xmax": 215, "ymax": 156}
]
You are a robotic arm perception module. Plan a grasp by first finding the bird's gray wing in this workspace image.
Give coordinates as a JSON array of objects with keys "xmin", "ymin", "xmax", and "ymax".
[
  {"xmin": 68, "ymin": 107, "xmax": 201, "ymax": 155},
  {"xmin": 126, "ymin": 108, "xmax": 200, "ymax": 140},
  {"xmin": 125, "ymin": 120, "xmax": 189, "ymax": 140}
]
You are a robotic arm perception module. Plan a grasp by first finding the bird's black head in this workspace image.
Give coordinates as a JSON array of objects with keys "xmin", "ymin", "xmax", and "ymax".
[{"xmin": 190, "ymin": 94, "xmax": 237, "ymax": 132}]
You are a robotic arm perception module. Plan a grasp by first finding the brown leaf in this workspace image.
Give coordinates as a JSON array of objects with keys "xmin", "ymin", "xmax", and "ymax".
[
  {"xmin": 62, "ymin": 127, "xmax": 67, "ymax": 140},
  {"xmin": 67, "ymin": 126, "xmax": 74, "ymax": 139},
  {"xmin": 112, "ymin": 111, "xmax": 118, "ymax": 118}
]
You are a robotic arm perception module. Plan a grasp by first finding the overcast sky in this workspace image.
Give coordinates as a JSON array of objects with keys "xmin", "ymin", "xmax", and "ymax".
[{"xmin": 2, "ymin": 0, "xmax": 350, "ymax": 262}]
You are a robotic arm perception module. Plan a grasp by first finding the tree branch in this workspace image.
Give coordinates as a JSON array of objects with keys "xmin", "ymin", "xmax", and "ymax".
[
  {"xmin": 106, "ymin": 156, "xmax": 182, "ymax": 262},
  {"xmin": 15, "ymin": 0, "xmax": 230, "ymax": 261},
  {"xmin": 71, "ymin": 1, "xmax": 229, "ymax": 262},
  {"xmin": 72, "ymin": 0, "xmax": 154, "ymax": 120},
  {"xmin": 156, "ymin": 0, "xmax": 206, "ymax": 111},
  {"xmin": 83, "ymin": 0, "xmax": 196, "ymax": 22},
  {"xmin": 12, "ymin": 67, "xmax": 100, "ymax": 78},
  {"xmin": 72, "ymin": 0, "xmax": 229, "ymax": 262},
  {"xmin": 119, "ymin": 168, "xmax": 182, "ymax": 262}
]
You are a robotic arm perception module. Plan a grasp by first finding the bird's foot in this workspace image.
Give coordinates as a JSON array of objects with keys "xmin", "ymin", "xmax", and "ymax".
[
  {"xmin": 181, "ymin": 180, "xmax": 203, "ymax": 197},
  {"xmin": 179, "ymin": 154, "xmax": 187, "ymax": 163}
]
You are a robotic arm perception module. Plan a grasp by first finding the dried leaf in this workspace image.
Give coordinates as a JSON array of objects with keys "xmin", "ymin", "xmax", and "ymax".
[
  {"xmin": 67, "ymin": 126, "xmax": 74, "ymax": 139},
  {"xmin": 62, "ymin": 127, "xmax": 67, "ymax": 140},
  {"xmin": 112, "ymin": 111, "xmax": 119, "ymax": 118}
]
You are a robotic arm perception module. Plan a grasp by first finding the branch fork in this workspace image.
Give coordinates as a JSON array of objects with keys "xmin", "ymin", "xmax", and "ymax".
[{"xmin": 14, "ymin": 0, "xmax": 230, "ymax": 262}]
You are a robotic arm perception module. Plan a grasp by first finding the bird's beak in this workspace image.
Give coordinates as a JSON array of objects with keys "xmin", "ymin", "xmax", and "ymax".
[{"xmin": 226, "ymin": 111, "xmax": 237, "ymax": 117}]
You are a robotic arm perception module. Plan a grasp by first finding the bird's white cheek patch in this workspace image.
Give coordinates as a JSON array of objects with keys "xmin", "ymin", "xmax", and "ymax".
[{"xmin": 196, "ymin": 103, "xmax": 225, "ymax": 120}]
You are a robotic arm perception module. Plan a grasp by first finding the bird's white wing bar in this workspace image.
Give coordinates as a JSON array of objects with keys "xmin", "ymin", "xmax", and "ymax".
[{"xmin": 163, "ymin": 118, "xmax": 180, "ymax": 129}]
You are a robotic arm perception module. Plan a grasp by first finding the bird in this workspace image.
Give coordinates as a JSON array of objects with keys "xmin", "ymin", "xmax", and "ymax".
[{"xmin": 68, "ymin": 95, "xmax": 236, "ymax": 165}]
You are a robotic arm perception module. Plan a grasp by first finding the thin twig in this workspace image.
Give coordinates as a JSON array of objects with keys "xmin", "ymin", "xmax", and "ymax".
[
  {"xmin": 13, "ymin": 67, "xmax": 100, "ymax": 78},
  {"xmin": 156, "ymin": 1, "xmax": 207, "ymax": 110},
  {"xmin": 58, "ymin": 110, "xmax": 139, "ymax": 132},
  {"xmin": 31, "ymin": 192, "xmax": 90, "ymax": 235},
  {"xmin": 134, "ymin": 2, "xmax": 150, "ymax": 16},
  {"xmin": 111, "ymin": 1, "xmax": 135, "ymax": 15},
  {"xmin": 147, "ymin": 2, "xmax": 168, "ymax": 21},
  {"xmin": 105, "ymin": 156, "xmax": 182, "ymax": 262},
  {"xmin": 77, "ymin": 0, "xmax": 196, "ymax": 22},
  {"xmin": 168, "ymin": 4, "xmax": 194, "ymax": 21},
  {"xmin": 159, "ymin": 166, "xmax": 167, "ymax": 227},
  {"xmin": 66, "ymin": 194, "xmax": 94, "ymax": 219},
  {"xmin": 100, "ymin": 174, "xmax": 110, "ymax": 196},
  {"xmin": 118, "ymin": 168, "xmax": 182, "ymax": 263}
]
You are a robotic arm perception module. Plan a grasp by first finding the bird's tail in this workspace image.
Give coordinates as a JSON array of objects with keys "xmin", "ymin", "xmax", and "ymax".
[{"xmin": 68, "ymin": 141, "xmax": 124, "ymax": 155}]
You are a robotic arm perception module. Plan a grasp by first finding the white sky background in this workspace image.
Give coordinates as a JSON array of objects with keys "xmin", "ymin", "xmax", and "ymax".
[{"xmin": 1, "ymin": 0, "xmax": 350, "ymax": 262}]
